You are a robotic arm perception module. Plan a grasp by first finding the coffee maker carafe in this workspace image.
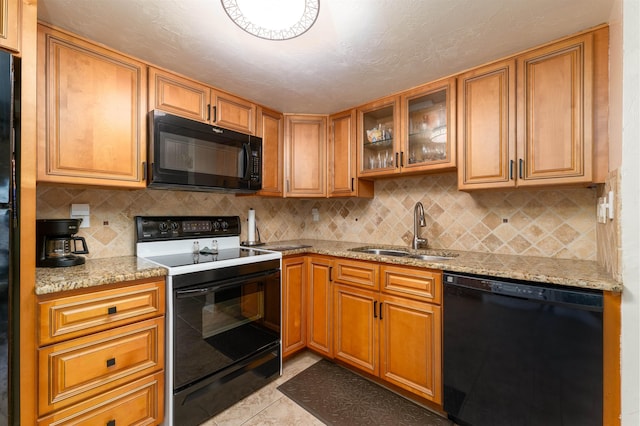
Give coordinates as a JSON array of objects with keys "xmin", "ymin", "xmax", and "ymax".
[{"xmin": 36, "ymin": 219, "xmax": 89, "ymax": 267}]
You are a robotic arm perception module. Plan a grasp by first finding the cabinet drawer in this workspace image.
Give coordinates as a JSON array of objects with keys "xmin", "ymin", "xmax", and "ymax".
[
  {"xmin": 334, "ymin": 259, "xmax": 379, "ymax": 290},
  {"xmin": 37, "ymin": 372, "xmax": 164, "ymax": 426},
  {"xmin": 38, "ymin": 279, "xmax": 165, "ymax": 345},
  {"xmin": 381, "ymin": 265, "xmax": 441, "ymax": 304},
  {"xmin": 38, "ymin": 317, "xmax": 164, "ymax": 416}
]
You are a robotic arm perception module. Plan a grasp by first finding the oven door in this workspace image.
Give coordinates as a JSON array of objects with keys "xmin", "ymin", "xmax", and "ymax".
[
  {"xmin": 149, "ymin": 110, "xmax": 262, "ymax": 192},
  {"xmin": 172, "ymin": 268, "xmax": 281, "ymax": 391}
]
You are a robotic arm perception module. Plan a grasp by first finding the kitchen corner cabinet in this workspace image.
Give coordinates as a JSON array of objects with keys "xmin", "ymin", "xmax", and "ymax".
[
  {"xmin": 0, "ymin": 0, "xmax": 19, "ymax": 52},
  {"xmin": 307, "ymin": 256, "xmax": 333, "ymax": 356},
  {"xmin": 36, "ymin": 24, "xmax": 147, "ymax": 188},
  {"xmin": 148, "ymin": 66, "xmax": 257, "ymax": 134},
  {"xmin": 256, "ymin": 107, "xmax": 284, "ymax": 197},
  {"xmin": 458, "ymin": 29, "xmax": 606, "ymax": 190},
  {"xmin": 282, "ymin": 256, "xmax": 307, "ymax": 357},
  {"xmin": 36, "ymin": 278, "xmax": 165, "ymax": 425},
  {"xmin": 329, "ymin": 109, "xmax": 374, "ymax": 198},
  {"xmin": 284, "ymin": 114, "xmax": 327, "ymax": 197}
]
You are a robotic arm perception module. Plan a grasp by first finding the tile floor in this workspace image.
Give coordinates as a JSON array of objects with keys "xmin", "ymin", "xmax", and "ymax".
[{"xmin": 200, "ymin": 351, "xmax": 324, "ymax": 426}]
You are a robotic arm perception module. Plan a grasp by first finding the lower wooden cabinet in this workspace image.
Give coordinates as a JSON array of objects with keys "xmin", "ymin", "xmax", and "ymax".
[
  {"xmin": 36, "ymin": 278, "xmax": 166, "ymax": 424},
  {"xmin": 306, "ymin": 256, "xmax": 333, "ymax": 357},
  {"xmin": 282, "ymin": 256, "xmax": 307, "ymax": 357}
]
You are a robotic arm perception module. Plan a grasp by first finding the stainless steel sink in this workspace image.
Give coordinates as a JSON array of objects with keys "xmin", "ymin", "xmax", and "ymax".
[
  {"xmin": 265, "ymin": 244, "xmax": 311, "ymax": 252},
  {"xmin": 407, "ymin": 254, "xmax": 456, "ymax": 261},
  {"xmin": 350, "ymin": 247, "xmax": 410, "ymax": 257}
]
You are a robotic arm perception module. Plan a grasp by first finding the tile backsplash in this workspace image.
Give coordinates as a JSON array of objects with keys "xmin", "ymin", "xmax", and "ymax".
[{"xmin": 36, "ymin": 173, "xmax": 598, "ymax": 260}]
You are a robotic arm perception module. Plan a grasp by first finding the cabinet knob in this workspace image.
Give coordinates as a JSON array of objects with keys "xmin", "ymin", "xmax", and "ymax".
[
  {"xmin": 106, "ymin": 357, "xmax": 116, "ymax": 368},
  {"xmin": 107, "ymin": 420, "xmax": 116, "ymax": 426},
  {"xmin": 107, "ymin": 306, "xmax": 117, "ymax": 315}
]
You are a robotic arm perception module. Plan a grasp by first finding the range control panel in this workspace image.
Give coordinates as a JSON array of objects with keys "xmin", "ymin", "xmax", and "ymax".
[{"xmin": 135, "ymin": 216, "xmax": 241, "ymax": 242}]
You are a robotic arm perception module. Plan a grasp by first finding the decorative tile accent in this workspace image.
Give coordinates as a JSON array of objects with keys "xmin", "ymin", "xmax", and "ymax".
[{"xmin": 36, "ymin": 172, "xmax": 598, "ymax": 260}]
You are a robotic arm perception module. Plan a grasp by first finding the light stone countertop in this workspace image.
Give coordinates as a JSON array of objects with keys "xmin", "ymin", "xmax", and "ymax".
[
  {"xmin": 35, "ymin": 240, "xmax": 621, "ymax": 295},
  {"xmin": 261, "ymin": 239, "xmax": 622, "ymax": 293},
  {"xmin": 35, "ymin": 256, "xmax": 167, "ymax": 295}
]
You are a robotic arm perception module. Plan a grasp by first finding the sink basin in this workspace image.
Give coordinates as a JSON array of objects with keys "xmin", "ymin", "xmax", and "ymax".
[
  {"xmin": 350, "ymin": 247, "xmax": 410, "ymax": 257},
  {"xmin": 407, "ymin": 254, "xmax": 456, "ymax": 261}
]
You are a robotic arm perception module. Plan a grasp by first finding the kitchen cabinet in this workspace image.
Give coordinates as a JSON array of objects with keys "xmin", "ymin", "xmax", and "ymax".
[
  {"xmin": 400, "ymin": 77, "xmax": 457, "ymax": 173},
  {"xmin": 36, "ymin": 24, "xmax": 147, "ymax": 188},
  {"xmin": 357, "ymin": 95, "xmax": 400, "ymax": 177},
  {"xmin": 148, "ymin": 66, "xmax": 257, "ymax": 134},
  {"xmin": 0, "ymin": 0, "xmax": 19, "ymax": 52},
  {"xmin": 36, "ymin": 278, "xmax": 165, "ymax": 424},
  {"xmin": 328, "ymin": 109, "xmax": 374, "ymax": 198},
  {"xmin": 282, "ymin": 256, "xmax": 307, "ymax": 357},
  {"xmin": 358, "ymin": 78, "xmax": 456, "ymax": 178},
  {"xmin": 284, "ymin": 114, "xmax": 327, "ymax": 197},
  {"xmin": 306, "ymin": 256, "xmax": 333, "ymax": 356},
  {"xmin": 458, "ymin": 28, "xmax": 608, "ymax": 189},
  {"xmin": 379, "ymin": 265, "xmax": 442, "ymax": 402},
  {"xmin": 257, "ymin": 106, "xmax": 285, "ymax": 197},
  {"xmin": 333, "ymin": 261, "xmax": 443, "ymax": 404}
]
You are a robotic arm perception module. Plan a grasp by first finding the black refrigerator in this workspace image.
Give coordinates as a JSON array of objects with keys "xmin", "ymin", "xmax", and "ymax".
[{"xmin": 0, "ymin": 49, "xmax": 19, "ymax": 425}]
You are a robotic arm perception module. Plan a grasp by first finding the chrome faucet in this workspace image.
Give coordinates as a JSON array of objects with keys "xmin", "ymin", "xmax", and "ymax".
[{"xmin": 412, "ymin": 201, "xmax": 427, "ymax": 249}]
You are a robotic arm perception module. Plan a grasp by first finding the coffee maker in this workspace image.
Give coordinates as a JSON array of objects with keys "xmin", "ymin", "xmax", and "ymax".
[{"xmin": 36, "ymin": 219, "xmax": 89, "ymax": 267}]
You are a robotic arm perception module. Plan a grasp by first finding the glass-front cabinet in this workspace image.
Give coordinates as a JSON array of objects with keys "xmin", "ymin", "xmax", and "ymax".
[
  {"xmin": 357, "ymin": 77, "xmax": 456, "ymax": 178},
  {"xmin": 358, "ymin": 96, "xmax": 400, "ymax": 177}
]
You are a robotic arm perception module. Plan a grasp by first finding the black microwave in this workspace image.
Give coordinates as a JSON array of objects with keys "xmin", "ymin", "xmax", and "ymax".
[{"xmin": 148, "ymin": 110, "xmax": 262, "ymax": 193}]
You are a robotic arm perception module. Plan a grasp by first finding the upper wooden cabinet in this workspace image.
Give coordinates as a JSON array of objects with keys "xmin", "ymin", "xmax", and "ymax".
[
  {"xmin": 329, "ymin": 109, "xmax": 374, "ymax": 198},
  {"xmin": 400, "ymin": 77, "xmax": 457, "ymax": 173},
  {"xmin": 37, "ymin": 24, "xmax": 147, "ymax": 188},
  {"xmin": 0, "ymin": 0, "xmax": 19, "ymax": 52},
  {"xmin": 457, "ymin": 59, "xmax": 517, "ymax": 190},
  {"xmin": 357, "ymin": 77, "xmax": 456, "ymax": 178},
  {"xmin": 458, "ymin": 28, "xmax": 608, "ymax": 190},
  {"xmin": 148, "ymin": 66, "xmax": 257, "ymax": 134},
  {"xmin": 516, "ymin": 33, "xmax": 593, "ymax": 186},
  {"xmin": 284, "ymin": 114, "xmax": 327, "ymax": 197},
  {"xmin": 257, "ymin": 106, "xmax": 284, "ymax": 197}
]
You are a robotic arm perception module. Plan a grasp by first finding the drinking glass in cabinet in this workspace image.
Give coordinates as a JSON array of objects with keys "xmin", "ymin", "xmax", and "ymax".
[{"xmin": 407, "ymin": 89, "xmax": 448, "ymax": 164}]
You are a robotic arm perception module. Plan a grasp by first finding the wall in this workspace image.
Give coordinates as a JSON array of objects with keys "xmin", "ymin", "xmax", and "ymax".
[{"xmin": 36, "ymin": 172, "xmax": 598, "ymax": 260}]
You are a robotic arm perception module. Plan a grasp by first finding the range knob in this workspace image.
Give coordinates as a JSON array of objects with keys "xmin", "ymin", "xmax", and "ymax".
[
  {"xmin": 170, "ymin": 221, "xmax": 179, "ymax": 231},
  {"xmin": 212, "ymin": 221, "xmax": 221, "ymax": 230},
  {"xmin": 220, "ymin": 221, "xmax": 229, "ymax": 230},
  {"xmin": 158, "ymin": 222, "xmax": 169, "ymax": 232}
]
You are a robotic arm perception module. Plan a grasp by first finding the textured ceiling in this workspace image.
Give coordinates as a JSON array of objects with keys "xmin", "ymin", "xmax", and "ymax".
[{"xmin": 38, "ymin": 0, "xmax": 613, "ymax": 114}]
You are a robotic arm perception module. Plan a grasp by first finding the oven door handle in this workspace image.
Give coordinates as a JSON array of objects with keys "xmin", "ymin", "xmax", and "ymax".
[{"xmin": 175, "ymin": 269, "xmax": 279, "ymax": 298}]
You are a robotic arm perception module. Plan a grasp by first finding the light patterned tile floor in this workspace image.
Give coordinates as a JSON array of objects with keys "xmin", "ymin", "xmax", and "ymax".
[{"xmin": 199, "ymin": 351, "xmax": 324, "ymax": 426}]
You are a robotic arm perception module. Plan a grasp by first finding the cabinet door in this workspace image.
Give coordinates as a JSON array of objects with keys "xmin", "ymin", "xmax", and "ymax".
[
  {"xmin": 401, "ymin": 77, "xmax": 457, "ymax": 173},
  {"xmin": 282, "ymin": 257, "xmax": 307, "ymax": 357},
  {"xmin": 257, "ymin": 107, "xmax": 284, "ymax": 197},
  {"xmin": 0, "ymin": 0, "xmax": 19, "ymax": 52},
  {"xmin": 37, "ymin": 25, "xmax": 147, "ymax": 188},
  {"xmin": 516, "ymin": 33, "xmax": 593, "ymax": 186},
  {"xmin": 212, "ymin": 90, "xmax": 257, "ymax": 134},
  {"xmin": 307, "ymin": 257, "xmax": 333, "ymax": 357},
  {"xmin": 333, "ymin": 284, "xmax": 378, "ymax": 375},
  {"xmin": 148, "ymin": 67, "xmax": 210, "ymax": 122},
  {"xmin": 285, "ymin": 114, "xmax": 327, "ymax": 197},
  {"xmin": 357, "ymin": 96, "xmax": 400, "ymax": 177},
  {"xmin": 379, "ymin": 294, "xmax": 442, "ymax": 403},
  {"xmin": 328, "ymin": 109, "xmax": 373, "ymax": 198},
  {"xmin": 457, "ymin": 59, "xmax": 516, "ymax": 190}
]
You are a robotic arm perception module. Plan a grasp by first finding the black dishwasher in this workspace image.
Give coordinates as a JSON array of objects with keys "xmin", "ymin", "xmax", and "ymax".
[{"xmin": 443, "ymin": 272, "xmax": 603, "ymax": 426}]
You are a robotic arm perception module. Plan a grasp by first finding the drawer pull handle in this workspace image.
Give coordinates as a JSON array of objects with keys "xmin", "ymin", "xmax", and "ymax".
[
  {"xmin": 107, "ymin": 420, "xmax": 116, "ymax": 426},
  {"xmin": 106, "ymin": 358, "xmax": 116, "ymax": 368},
  {"xmin": 107, "ymin": 306, "xmax": 117, "ymax": 315}
]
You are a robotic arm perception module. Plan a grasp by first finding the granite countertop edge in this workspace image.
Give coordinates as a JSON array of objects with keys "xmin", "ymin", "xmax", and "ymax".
[{"xmin": 35, "ymin": 240, "xmax": 622, "ymax": 295}]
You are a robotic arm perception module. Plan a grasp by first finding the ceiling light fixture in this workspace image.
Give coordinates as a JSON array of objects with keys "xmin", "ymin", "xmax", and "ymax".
[{"xmin": 221, "ymin": 0, "xmax": 320, "ymax": 41}]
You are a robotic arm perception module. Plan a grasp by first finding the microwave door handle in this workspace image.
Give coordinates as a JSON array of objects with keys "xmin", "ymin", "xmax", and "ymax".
[{"xmin": 242, "ymin": 142, "xmax": 251, "ymax": 181}]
